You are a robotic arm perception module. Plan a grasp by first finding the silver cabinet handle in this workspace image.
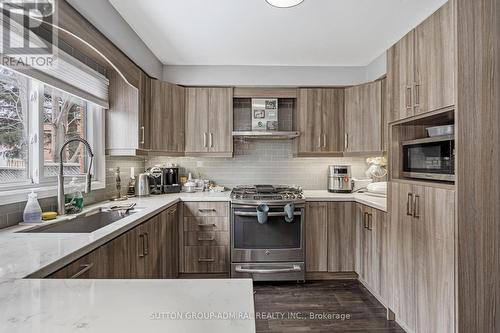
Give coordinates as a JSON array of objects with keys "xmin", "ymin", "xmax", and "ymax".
[
  {"xmin": 406, "ymin": 193, "xmax": 413, "ymax": 216},
  {"xmin": 323, "ymin": 133, "xmax": 327, "ymax": 148},
  {"xmin": 363, "ymin": 212, "xmax": 368, "ymax": 229},
  {"xmin": 413, "ymin": 195, "xmax": 420, "ymax": 218},
  {"xmin": 414, "ymin": 83, "xmax": 420, "ymax": 107},
  {"xmin": 140, "ymin": 126, "xmax": 145, "ymax": 145},
  {"xmin": 198, "ymin": 236, "xmax": 216, "ymax": 241},
  {"xmin": 138, "ymin": 234, "xmax": 145, "ymax": 257},
  {"xmin": 318, "ymin": 135, "xmax": 322, "ymax": 148},
  {"xmin": 198, "ymin": 208, "xmax": 216, "ymax": 212},
  {"xmin": 144, "ymin": 232, "xmax": 149, "ymax": 255},
  {"xmin": 234, "ymin": 211, "xmax": 302, "ymax": 217},
  {"xmin": 368, "ymin": 213, "xmax": 373, "ymax": 231},
  {"xmin": 70, "ymin": 263, "xmax": 94, "ymax": 278},
  {"xmin": 197, "ymin": 223, "xmax": 217, "ymax": 227},
  {"xmin": 235, "ymin": 265, "xmax": 301, "ymax": 274},
  {"xmin": 203, "ymin": 133, "xmax": 207, "ymax": 148},
  {"xmin": 209, "ymin": 132, "xmax": 214, "ymax": 148},
  {"xmin": 406, "ymin": 86, "xmax": 412, "ymax": 109},
  {"xmin": 198, "ymin": 258, "xmax": 215, "ymax": 262},
  {"xmin": 344, "ymin": 133, "xmax": 349, "ymax": 149}
]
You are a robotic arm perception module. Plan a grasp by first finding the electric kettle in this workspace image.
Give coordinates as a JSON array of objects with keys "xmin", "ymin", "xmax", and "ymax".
[{"xmin": 136, "ymin": 172, "xmax": 150, "ymax": 197}]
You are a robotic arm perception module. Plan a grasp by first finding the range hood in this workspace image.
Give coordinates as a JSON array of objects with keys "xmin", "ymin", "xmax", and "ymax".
[{"xmin": 232, "ymin": 131, "xmax": 300, "ymax": 140}]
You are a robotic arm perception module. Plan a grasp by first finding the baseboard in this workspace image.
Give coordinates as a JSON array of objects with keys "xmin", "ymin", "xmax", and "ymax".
[{"xmin": 305, "ymin": 271, "xmax": 358, "ymax": 280}]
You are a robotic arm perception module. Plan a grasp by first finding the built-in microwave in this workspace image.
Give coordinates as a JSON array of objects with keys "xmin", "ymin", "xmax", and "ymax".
[{"xmin": 401, "ymin": 135, "xmax": 455, "ymax": 182}]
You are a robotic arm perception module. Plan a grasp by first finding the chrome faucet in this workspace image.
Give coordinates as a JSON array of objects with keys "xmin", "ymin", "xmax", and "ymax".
[{"xmin": 57, "ymin": 138, "xmax": 94, "ymax": 215}]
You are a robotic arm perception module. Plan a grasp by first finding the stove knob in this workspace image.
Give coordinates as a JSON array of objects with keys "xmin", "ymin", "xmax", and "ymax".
[
  {"xmin": 296, "ymin": 194, "xmax": 303, "ymax": 199},
  {"xmin": 283, "ymin": 194, "xmax": 289, "ymax": 200},
  {"xmin": 289, "ymin": 194, "xmax": 296, "ymax": 200}
]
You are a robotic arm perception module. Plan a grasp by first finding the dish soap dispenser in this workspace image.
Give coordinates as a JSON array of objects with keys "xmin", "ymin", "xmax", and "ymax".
[{"xmin": 23, "ymin": 190, "xmax": 42, "ymax": 223}]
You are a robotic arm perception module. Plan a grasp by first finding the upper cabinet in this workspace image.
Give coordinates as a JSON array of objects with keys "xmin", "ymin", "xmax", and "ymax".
[
  {"xmin": 297, "ymin": 88, "xmax": 345, "ymax": 157},
  {"xmin": 388, "ymin": 1, "xmax": 454, "ymax": 122},
  {"xmin": 106, "ymin": 69, "xmax": 148, "ymax": 156},
  {"xmin": 345, "ymin": 81, "xmax": 383, "ymax": 154},
  {"xmin": 185, "ymin": 87, "xmax": 233, "ymax": 157},
  {"xmin": 150, "ymin": 80, "xmax": 185, "ymax": 155}
]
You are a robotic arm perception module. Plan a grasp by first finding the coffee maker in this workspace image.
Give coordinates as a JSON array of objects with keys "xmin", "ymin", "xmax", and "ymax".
[
  {"xmin": 162, "ymin": 167, "xmax": 181, "ymax": 193},
  {"xmin": 147, "ymin": 167, "xmax": 164, "ymax": 195}
]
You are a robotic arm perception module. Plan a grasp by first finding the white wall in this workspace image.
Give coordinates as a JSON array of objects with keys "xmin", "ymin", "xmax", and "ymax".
[
  {"xmin": 67, "ymin": 0, "xmax": 163, "ymax": 79},
  {"xmin": 163, "ymin": 51, "xmax": 387, "ymax": 86}
]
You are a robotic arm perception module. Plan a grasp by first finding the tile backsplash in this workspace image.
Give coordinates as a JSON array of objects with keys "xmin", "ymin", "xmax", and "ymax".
[
  {"xmin": 0, "ymin": 156, "xmax": 145, "ymax": 230},
  {"xmin": 147, "ymin": 140, "xmax": 374, "ymax": 190}
]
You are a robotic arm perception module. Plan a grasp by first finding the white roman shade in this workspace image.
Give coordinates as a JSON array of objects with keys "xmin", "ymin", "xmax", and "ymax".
[{"xmin": 0, "ymin": 10, "xmax": 109, "ymax": 108}]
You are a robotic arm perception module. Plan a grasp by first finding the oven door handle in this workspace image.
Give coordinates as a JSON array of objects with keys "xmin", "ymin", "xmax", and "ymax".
[
  {"xmin": 234, "ymin": 265, "xmax": 302, "ymax": 274},
  {"xmin": 234, "ymin": 211, "xmax": 302, "ymax": 217}
]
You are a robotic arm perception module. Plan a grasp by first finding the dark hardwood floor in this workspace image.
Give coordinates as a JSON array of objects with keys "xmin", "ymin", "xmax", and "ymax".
[{"xmin": 253, "ymin": 280, "xmax": 404, "ymax": 333}]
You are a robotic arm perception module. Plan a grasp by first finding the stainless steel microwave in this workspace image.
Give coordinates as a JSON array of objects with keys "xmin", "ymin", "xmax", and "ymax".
[{"xmin": 401, "ymin": 135, "xmax": 455, "ymax": 182}]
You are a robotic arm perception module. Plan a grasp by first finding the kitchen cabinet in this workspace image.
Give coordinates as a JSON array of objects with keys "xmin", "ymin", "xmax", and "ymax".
[
  {"xmin": 305, "ymin": 202, "xmax": 356, "ymax": 273},
  {"xmin": 327, "ymin": 202, "xmax": 356, "ymax": 272},
  {"xmin": 150, "ymin": 80, "xmax": 185, "ymax": 155},
  {"xmin": 181, "ymin": 201, "xmax": 230, "ymax": 274},
  {"xmin": 305, "ymin": 202, "xmax": 328, "ymax": 272},
  {"xmin": 355, "ymin": 204, "xmax": 389, "ymax": 304},
  {"xmin": 46, "ymin": 204, "xmax": 179, "ymax": 279},
  {"xmin": 185, "ymin": 87, "xmax": 233, "ymax": 156},
  {"xmin": 297, "ymin": 88, "xmax": 345, "ymax": 156},
  {"xmin": 388, "ymin": 1, "xmax": 454, "ymax": 122},
  {"xmin": 344, "ymin": 81, "xmax": 382, "ymax": 153},
  {"xmin": 389, "ymin": 182, "xmax": 455, "ymax": 333}
]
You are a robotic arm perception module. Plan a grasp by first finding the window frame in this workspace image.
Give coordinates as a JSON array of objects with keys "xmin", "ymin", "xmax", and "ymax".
[{"xmin": 0, "ymin": 73, "xmax": 105, "ymax": 198}]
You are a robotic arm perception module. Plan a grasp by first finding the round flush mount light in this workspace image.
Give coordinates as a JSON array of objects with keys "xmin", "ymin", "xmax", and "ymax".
[{"xmin": 266, "ymin": 0, "xmax": 304, "ymax": 8}]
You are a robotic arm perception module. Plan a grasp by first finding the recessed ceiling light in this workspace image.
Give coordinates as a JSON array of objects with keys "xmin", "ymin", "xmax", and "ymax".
[{"xmin": 266, "ymin": 0, "xmax": 304, "ymax": 8}]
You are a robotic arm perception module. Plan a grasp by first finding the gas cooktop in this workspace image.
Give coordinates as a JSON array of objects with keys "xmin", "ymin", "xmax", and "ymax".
[{"xmin": 230, "ymin": 185, "xmax": 304, "ymax": 203}]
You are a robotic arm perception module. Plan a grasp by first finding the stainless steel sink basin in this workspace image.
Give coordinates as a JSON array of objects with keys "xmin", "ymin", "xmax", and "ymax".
[{"xmin": 18, "ymin": 208, "xmax": 142, "ymax": 233}]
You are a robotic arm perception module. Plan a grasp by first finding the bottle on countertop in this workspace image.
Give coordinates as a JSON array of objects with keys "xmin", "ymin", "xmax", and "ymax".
[
  {"xmin": 65, "ymin": 177, "xmax": 84, "ymax": 214},
  {"xmin": 23, "ymin": 190, "xmax": 42, "ymax": 223}
]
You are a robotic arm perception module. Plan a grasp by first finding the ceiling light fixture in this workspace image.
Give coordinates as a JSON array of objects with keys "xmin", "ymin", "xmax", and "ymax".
[{"xmin": 266, "ymin": 0, "xmax": 304, "ymax": 8}]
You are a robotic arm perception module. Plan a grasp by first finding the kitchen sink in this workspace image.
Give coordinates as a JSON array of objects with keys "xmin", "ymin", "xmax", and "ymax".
[{"xmin": 18, "ymin": 207, "xmax": 143, "ymax": 234}]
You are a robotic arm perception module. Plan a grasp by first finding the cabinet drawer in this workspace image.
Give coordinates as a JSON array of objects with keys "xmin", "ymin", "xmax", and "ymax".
[
  {"xmin": 184, "ymin": 231, "xmax": 229, "ymax": 246},
  {"xmin": 183, "ymin": 202, "xmax": 228, "ymax": 217},
  {"xmin": 183, "ymin": 246, "xmax": 229, "ymax": 273},
  {"xmin": 184, "ymin": 217, "xmax": 229, "ymax": 231}
]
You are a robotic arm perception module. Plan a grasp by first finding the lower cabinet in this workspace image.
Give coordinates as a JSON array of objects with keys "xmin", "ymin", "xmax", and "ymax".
[
  {"xmin": 305, "ymin": 201, "xmax": 356, "ymax": 273},
  {"xmin": 46, "ymin": 204, "xmax": 179, "ymax": 279},
  {"xmin": 389, "ymin": 182, "xmax": 455, "ymax": 333},
  {"xmin": 180, "ymin": 201, "xmax": 230, "ymax": 275},
  {"xmin": 355, "ymin": 204, "xmax": 389, "ymax": 303}
]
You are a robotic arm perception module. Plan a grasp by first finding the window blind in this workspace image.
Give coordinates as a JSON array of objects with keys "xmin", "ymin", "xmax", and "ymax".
[{"xmin": 0, "ymin": 11, "xmax": 109, "ymax": 108}]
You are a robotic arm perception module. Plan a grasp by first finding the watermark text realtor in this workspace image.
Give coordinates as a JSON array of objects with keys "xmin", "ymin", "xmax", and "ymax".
[{"xmin": 0, "ymin": 1, "xmax": 58, "ymax": 69}]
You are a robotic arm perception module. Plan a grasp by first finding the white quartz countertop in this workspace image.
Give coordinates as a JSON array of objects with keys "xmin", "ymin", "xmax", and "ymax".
[
  {"xmin": 303, "ymin": 190, "xmax": 387, "ymax": 212},
  {"xmin": 0, "ymin": 191, "xmax": 230, "ymax": 279},
  {"xmin": 0, "ymin": 278, "xmax": 255, "ymax": 333}
]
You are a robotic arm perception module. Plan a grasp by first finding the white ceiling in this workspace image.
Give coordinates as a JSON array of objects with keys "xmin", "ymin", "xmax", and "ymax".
[{"xmin": 109, "ymin": 0, "xmax": 448, "ymax": 67}]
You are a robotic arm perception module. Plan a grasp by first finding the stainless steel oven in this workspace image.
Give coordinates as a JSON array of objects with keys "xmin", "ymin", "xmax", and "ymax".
[
  {"xmin": 230, "ymin": 202, "xmax": 305, "ymax": 281},
  {"xmin": 402, "ymin": 135, "xmax": 455, "ymax": 181}
]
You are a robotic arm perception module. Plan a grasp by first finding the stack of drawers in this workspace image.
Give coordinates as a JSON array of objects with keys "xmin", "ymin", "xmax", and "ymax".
[{"xmin": 182, "ymin": 202, "xmax": 230, "ymax": 273}]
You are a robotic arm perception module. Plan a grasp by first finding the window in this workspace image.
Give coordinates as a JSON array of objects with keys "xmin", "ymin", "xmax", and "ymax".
[
  {"xmin": 0, "ymin": 68, "xmax": 29, "ymax": 184},
  {"xmin": 0, "ymin": 67, "xmax": 104, "ymax": 191}
]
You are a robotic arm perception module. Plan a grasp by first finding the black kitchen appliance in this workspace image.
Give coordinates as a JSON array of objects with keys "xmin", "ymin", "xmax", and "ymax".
[{"xmin": 162, "ymin": 167, "xmax": 181, "ymax": 193}]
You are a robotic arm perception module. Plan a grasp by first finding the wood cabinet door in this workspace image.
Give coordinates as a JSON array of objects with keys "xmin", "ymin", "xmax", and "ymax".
[
  {"xmin": 345, "ymin": 82, "xmax": 382, "ymax": 153},
  {"xmin": 327, "ymin": 202, "xmax": 356, "ymax": 272},
  {"xmin": 297, "ymin": 89, "xmax": 324, "ymax": 154},
  {"xmin": 362, "ymin": 206, "xmax": 373, "ymax": 286},
  {"xmin": 47, "ymin": 248, "xmax": 107, "ymax": 279},
  {"xmin": 101, "ymin": 230, "xmax": 137, "ymax": 279},
  {"xmin": 208, "ymin": 88, "xmax": 233, "ymax": 153},
  {"xmin": 305, "ymin": 202, "xmax": 328, "ymax": 272},
  {"xmin": 321, "ymin": 89, "xmax": 345, "ymax": 153},
  {"xmin": 138, "ymin": 70, "xmax": 151, "ymax": 150},
  {"xmin": 161, "ymin": 205, "xmax": 179, "ymax": 278},
  {"xmin": 390, "ymin": 181, "xmax": 417, "ymax": 332},
  {"xmin": 414, "ymin": 186, "xmax": 455, "ymax": 333},
  {"xmin": 390, "ymin": 31, "xmax": 415, "ymax": 122},
  {"xmin": 150, "ymin": 82, "xmax": 185, "ymax": 153},
  {"xmin": 185, "ymin": 87, "xmax": 209, "ymax": 153},
  {"xmin": 370, "ymin": 209, "xmax": 389, "ymax": 301},
  {"xmin": 414, "ymin": 1, "xmax": 454, "ymax": 115}
]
